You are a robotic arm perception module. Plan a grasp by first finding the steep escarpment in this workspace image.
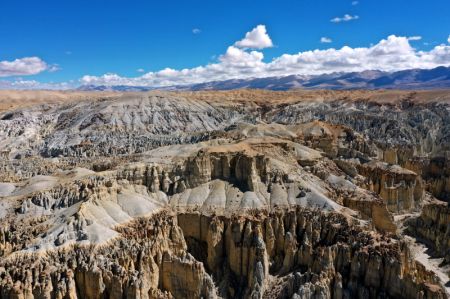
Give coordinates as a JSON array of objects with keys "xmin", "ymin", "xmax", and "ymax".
[
  {"xmin": 357, "ymin": 161, "xmax": 424, "ymax": 213},
  {"xmin": 177, "ymin": 209, "xmax": 445, "ymax": 298},
  {"xmin": 0, "ymin": 211, "xmax": 216, "ymax": 299},
  {"xmin": 426, "ymin": 157, "xmax": 450, "ymax": 202},
  {"xmin": 406, "ymin": 201, "xmax": 450, "ymax": 265},
  {"xmin": 0, "ymin": 209, "xmax": 446, "ymax": 299}
]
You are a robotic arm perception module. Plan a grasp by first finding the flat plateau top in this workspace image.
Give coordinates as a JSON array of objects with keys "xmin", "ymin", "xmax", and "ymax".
[{"xmin": 0, "ymin": 89, "xmax": 450, "ymax": 112}]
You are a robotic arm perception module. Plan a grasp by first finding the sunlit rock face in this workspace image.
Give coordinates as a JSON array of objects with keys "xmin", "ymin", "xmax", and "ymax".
[
  {"xmin": 0, "ymin": 90, "xmax": 449, "ymax": 298},
  {"xmin": 0, "ymin": 209, "xmax": 446, "ymax": 299},
  {"xmin": 356, "ymin": 161, "xmax": 425, "ymax": 213}
]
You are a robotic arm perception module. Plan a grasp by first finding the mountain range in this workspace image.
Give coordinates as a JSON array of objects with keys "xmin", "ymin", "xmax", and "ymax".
[{"xmin": 77, "ymin": 66, "xmax": 450, "ymax": 91}]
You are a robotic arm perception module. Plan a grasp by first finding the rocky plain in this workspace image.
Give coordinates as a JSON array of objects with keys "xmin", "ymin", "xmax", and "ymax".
[{"xmin": 0, "ymin": 89, "xmax": 449, "ymax": 298}]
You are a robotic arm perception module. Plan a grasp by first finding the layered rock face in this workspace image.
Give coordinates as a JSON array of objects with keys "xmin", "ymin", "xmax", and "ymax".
[
  {"xmin": 0, "ymin": 209, "xmax": 446, "ymax": 299},
  {"xmin": 407, "ymin": 201, "xmax": 450, "ymax": 264},
  {"xmin": 0, "ymin": 90, "xmax": 449, "ymax": 298},
  {"xmin": 183, "ymin": 151, "xmax": 271, "ymax": 192},
  {"xmin": 177, "ymin": 209, "xmax": 446, "ymax": 299},
  {"xmin": 426, "ymin": 157, "xmax": 450, "ymax": 202},
  {"xmin": 0, "ymin": 212, "xmax": 216, "ymax": 299},
  {"xmin": 357, "ymin": 161, "xmax": 424, "ymax": 213}
]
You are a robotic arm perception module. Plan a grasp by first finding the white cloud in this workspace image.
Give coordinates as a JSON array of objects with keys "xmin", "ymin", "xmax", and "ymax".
[
  {"xmin": 331, "ymin": 14, "xmax": 359, "ymax": 23},
  {"xmin": 79, "ymin": 34, "xmax": 450, "ymax": 88},
  {"xmin": 4, "ymin": 26, "xmax": 450, "ymax": 90},
  {"xmin": 320, "ymin": 37, "xmax": 332, "ymax": 43},
  {"xmin": 137, "ymin": 68, "xmax": 145, "ymax": 73},
  {"xmin": 352, "ymin": 1, "xmax": 359, "ymax": 5},
  {"xmin": 408, "ymin": 36, "xmax": 422, "ymax": 41},
  {"xmin": 448, "ymin": 35, "xmax": 450, "ymax": 43},
  {"xmin": 234, "ymin": 25, "xmax": 273, "ymax": 49},
  {"xmin": 192, "ymin": 28, "xmax": 201, "ymax": 34},
  {"xmin": 0, "ymin": 57, "xmax": 49, "ymax": 77}
]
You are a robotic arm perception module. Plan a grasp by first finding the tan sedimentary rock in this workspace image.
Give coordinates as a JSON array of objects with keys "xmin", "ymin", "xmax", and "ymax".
[
  {"xmin": 0, "ymin": 212, "xmax": 217, "ymax": 299},
  {"xmin": 287, "ymin": 121, "xmax": 376, "ymax": 160},
  {"xmin": 358, "ymin": 161, "xmax": 424, "ymax": 213},
  {"xmin": 407, "ymin": 201, "xmax": 450, "ymax": 263},
  {"xmin": 175, "ymin": 208, "xmax": 445, "ymax": 298},
  {"xmin": 0, "ymin": 90, "xmax": 449, "ymax": 298},
  {"xmin": 161, "ymin": 252, "xmax": 216, "ymax": 299},
  {"xmin": 381, "ymin": 146, "xmax": 416, "ymax": 166},
  {"xmin": 184, "ymin": 151, "xmax": 270, "ymax": 192},
  {"xmin": 424, "ymin": 157, "xmax": 450, "ymax": 202},
  {"xmin": 404, "ymin": 156, "xmax": 450, "ymax": 202},
  {"xmin": 343, "ymin": 196, "xmax": 397, "ymax": 233},
  {"xmin": 0, "ymin": 172, "xmax": 446, "ymax": 298}
]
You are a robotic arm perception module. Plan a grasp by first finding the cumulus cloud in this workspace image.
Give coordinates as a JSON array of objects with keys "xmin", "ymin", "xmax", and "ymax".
[
  {"xmin": 79, "ymin": 34, "xmax": 450, "ymax": 88},
  {"xmin": 331, "ymin": 14, "xmax": 359, "ymax": 23},
  {"xmin": 320, "ymin": 37, "xmax": 332, "ymax": 43},
  {"xmin": 192, "ymin": 28, "xmax": 201, "ymax": 34},
  {"xmin": 4, "ymin": 26, "xmax": 450, "ymax": 90},
  {"xmin": 234, "ymin": 25, "xmax": 273, "ymax": 49},
  {"xmin": 0, "ymin": 57, "xmax": 49, "ymax": 77}
]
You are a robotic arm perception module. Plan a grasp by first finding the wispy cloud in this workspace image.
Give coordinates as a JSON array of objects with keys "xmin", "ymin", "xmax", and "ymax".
[
  {"xmin": 137, "ymin": 68, "xmax": 145, "ymax": 73},
  {"xmin": 320, "ymin": 37, "xmax": 332, "ymax": 43},
  {"xmin": 407, "ymin": 36, "xmax": 422, "ymax": 41},
  {"xmin": 48, "ymin": 65, "xmax": 61, "ymax": 72},
  {"xmin": 352, "ymin": 1, "xmax": 359, "ymax": 5},
  {"xmin": 331, "ymin": 14, "xmax": 359, "ymax": 23},
  {"xmin": 192, "ymin": 28, "xmax": 201, "ymax": 34}
]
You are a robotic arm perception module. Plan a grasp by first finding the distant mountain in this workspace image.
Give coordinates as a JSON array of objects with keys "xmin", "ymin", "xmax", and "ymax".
[
  {"xmin": 77, "ymin": 85, "xmax": 155, "ymax": 92},
  {"xmin": 77, "ymin": 66, "xmax": 450, "ymax": 91}
]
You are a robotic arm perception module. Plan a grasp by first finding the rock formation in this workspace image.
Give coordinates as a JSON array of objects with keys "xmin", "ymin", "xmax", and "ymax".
[
  {"xmin": 0, "ymin": 90, "xmax": 449, "ymax": 298},
  {"xmin": 0, "ymin": 209, "xmax": 446, "ymax": 299},
  {"xmin": 406, "ymin": 200, "xmax": 450, "ymax": 264}
]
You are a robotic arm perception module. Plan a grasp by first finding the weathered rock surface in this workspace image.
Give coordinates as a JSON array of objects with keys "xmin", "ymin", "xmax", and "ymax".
[
  {"xmin": 0, "ymin": 209, "xmax": 446, "ymax": 299},
  {"xmin": 0, "ymin": 90, "xmax": 449, "ymax": 298},
  {"xmin": 357, "ymin": 161, "xmax": 424, "ymax": 213},
  {"xmin": 406, "ymin": 201, "xmax": 450, "ymax": 264}
]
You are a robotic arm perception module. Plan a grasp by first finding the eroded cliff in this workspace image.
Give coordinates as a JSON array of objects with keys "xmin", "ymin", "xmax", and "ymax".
[{"xmin": 0, "ymin": 90, "xmax": 449, "ymax": 298}]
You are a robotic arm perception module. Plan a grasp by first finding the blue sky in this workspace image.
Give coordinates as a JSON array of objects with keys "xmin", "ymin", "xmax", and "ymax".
[{"xmin": 1, "ymin": 0, "xmax": 450, "ymax": 88}]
